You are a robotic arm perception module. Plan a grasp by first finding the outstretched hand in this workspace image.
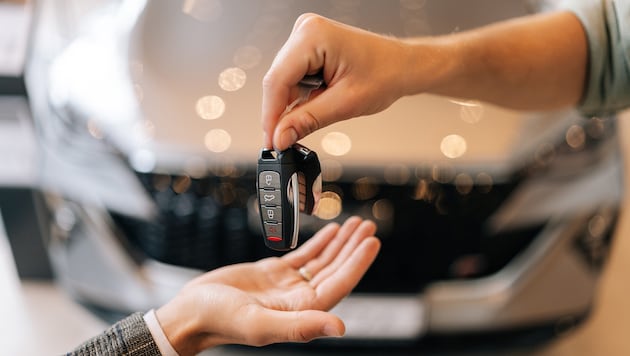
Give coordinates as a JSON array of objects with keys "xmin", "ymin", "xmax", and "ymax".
[{"xmin": 156, "ymin": 216, "xmax": 380, "ymax": 355}]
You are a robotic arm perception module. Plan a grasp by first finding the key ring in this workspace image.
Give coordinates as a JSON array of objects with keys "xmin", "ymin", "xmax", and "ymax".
[{"xmin": 283, "ymin": 74, "xmax": 325, "ymax": 114}]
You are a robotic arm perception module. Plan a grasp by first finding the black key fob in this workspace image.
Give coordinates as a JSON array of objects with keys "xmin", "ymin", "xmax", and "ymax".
[{"xmin": 257, "ymin": 143, "xmax": 321, "ymax": 251}]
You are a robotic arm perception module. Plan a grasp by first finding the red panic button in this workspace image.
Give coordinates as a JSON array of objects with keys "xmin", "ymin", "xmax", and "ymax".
[{"xmin": 267, "ymin": 236, "xmax": 282, "ymax": 242}]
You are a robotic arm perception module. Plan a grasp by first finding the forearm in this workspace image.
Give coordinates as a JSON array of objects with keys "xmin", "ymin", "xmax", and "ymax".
[{"xmin": 402, "ymin": 11, "xmax": 588, "ymax": 111}]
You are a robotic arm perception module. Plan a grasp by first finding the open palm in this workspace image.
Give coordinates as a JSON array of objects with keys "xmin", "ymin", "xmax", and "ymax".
[{"xmin": 156, "ymin": 216, "xmax": 380, "ymax": 354}]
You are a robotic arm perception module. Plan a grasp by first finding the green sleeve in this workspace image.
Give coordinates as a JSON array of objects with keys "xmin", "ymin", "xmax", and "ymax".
[{"xmin": 562, "ymin": 0, "xmax": 630, "ymax": 116}]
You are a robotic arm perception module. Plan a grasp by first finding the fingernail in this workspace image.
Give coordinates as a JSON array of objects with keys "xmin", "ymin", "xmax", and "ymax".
[
  {"xmin": 279, "ymin": 128, "xmax": 298, "ymax": 149},
  {"xmin": 323, "ymin": 325, "xmax": 343, "ymax": 338},
  {"xmin": 262, "ymin": 131, "xmax": 271, "ymax": 149}
]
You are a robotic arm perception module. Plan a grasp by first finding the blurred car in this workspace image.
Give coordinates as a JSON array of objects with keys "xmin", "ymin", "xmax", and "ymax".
[{"xmin": 24, "ymin": 0, "xmax": 622, "ymax": 352}]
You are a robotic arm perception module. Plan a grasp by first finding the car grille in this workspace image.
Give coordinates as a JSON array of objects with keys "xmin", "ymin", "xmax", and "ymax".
[{"xmin": 110, "ymin": 168, "xmax": 550, "ymax": 293}]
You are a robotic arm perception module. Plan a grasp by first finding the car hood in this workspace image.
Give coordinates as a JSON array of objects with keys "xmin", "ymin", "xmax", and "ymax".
[{"xmin": 48, "ymin": 0, "xmax": 563, "ymax": 177}]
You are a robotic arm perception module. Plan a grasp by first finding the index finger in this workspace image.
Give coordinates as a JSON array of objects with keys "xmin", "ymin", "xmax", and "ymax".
[
  {"xmin": 282, "ymin": 220, "xmax": 345, "ymax": 268},
  {"xmin": 261, "ymin": 62, "xmax": 304, "ymax": 149},
  {"xmin": 261, "ymin": 14, "xmax": 326, "ymax": 149},
  {"xmin": 314, "ymin": 236, "xmax": 381, "ymax": 310}
]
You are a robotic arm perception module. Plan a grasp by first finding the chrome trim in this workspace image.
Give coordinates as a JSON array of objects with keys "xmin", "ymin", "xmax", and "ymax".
[
  {"xmin": 289, "ymin": 172, "xmax": 299, "ymax": 249},
  {"xmin": 425, "ymin": 214, "xmax": 599, "ymax": 332}
]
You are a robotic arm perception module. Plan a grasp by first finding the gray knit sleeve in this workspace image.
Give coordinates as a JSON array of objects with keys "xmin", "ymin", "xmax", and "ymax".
[{"xmin": 67, "ymin": 312, "xmax": 162, "ymax": 356}]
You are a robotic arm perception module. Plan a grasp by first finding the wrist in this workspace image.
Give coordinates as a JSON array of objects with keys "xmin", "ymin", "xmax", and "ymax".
[
  {"xmin": 144, "ymin": 309, "xmax": 181, "ymax": 356},
  {"xmin": 398, "ymin": 36, "xmax": 462, "ymax": 98},
  {"xmin": 156, "ymin": 300, "xmax": 207, "ymax": 356}
]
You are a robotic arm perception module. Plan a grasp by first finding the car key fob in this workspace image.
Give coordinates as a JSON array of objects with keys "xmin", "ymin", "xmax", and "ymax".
[{"xmin": 257, "ymin": 143, "xmax": 321, "ymax": 251}]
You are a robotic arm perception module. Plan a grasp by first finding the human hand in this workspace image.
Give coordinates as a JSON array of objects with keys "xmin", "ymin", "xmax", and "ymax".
[
  {"xmin": 262, "ymin": 11, "xmax": 591, "ymax": 152},
  {"xmin": 155, "ymin": 216, "xmax": 380, "ymax": 355},
  {"xmin": 261, "ymin": 13, "xmax": 415, "ymax": 151}
]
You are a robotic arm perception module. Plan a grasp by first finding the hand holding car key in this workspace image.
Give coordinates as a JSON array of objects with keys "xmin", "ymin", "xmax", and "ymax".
[{"xmin": 257, "ymin": 75, "xmax": 324, "ymax": 251}]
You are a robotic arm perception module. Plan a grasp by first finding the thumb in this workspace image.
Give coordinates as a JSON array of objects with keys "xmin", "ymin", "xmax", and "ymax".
[
  {"xmin": 244, "ymin": 309, "xmax": 345, "ymax": 346},
  {"xmin": 273, "ymin": 86, "xmax": 356, "ymax": 151}
]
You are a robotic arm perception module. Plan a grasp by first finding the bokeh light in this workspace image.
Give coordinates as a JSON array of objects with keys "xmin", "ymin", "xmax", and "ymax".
[
  {"xmin": 566, "ymin": 124, "xmax": 586, "ymax": 150},
  {"xmin": 172, "ymin": 176, "xmax": 192, "ymax": 194},
  {"xmin": 454, "ymin": 173, "xmax": 474, "ymax": 195},
  {"xmin": 475, "ymin": 172, "xmax": 493, "ymax": 194},
  {"xmin": 322, "ymin": 132, "xmax": 352, "ymax": 156},
  {"xmin": 440, "ymin": 134, "xmax": 467, "ymax": 159},
  {"xmin": 353, "ymin": 177, "xmax": 379, "ymax": 200},
  {"xmin": 320, "ymin": 159, "xmax": 344, "ymax": 182},
  {"xmin": 315, "ymin": 191, "xmax": 342, "ymax": 220},
  {"xmin": 204, "ymin": 129, "xmax": 232, "ymax": 152},
  {"xmin": 196, "ymin": 95, "xmax": 225, "ymax": 120},
  {"xmin": 181, "ymin": 0, "xmax": 222, "ymax": 22},
  {"xmin": 384, "ymin": 164, "xmax": 411, "ymax": 185},
  {"xmin": 233, "ymin": 46, "xmax": 262, "ymax": 69},
  {"xmin": 130, "ymin": 149, "xmax": 156, "ymax": 173},
  {"xmin": 432, "ymin": 164, "xmax": 456, "ymax": 183},
  {"xmin": 218, "ymin": 67, "xmax": 247, "ymax": 92},
  {"xmin": 372, "ymin": 199, "xmax": 394, "ymax": 221}
]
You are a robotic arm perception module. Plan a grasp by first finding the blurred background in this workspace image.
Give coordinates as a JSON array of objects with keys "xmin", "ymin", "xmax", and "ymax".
[{"xmin": 1, "ymin": 0, "xmax": 629, "ymax": 355}]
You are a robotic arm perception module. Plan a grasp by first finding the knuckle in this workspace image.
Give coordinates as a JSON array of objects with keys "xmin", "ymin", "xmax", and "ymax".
[
  {"xmin": 261, "ymin": 71, "xmax": 277, "ymax": 91},
  {"xmin": 294, "ymin": 13, "xmax": 323, "ymax": 30},
  {"xmin": 294, "ymin": 111, "xmax": 321, "ymax": 137},
  {"xmin": 288, "ymin": 314, "xmax": 311, "ymax": 343},
  {"xmin": 290, "ymin": 327, "xmax": 310, "ymax": 343}
]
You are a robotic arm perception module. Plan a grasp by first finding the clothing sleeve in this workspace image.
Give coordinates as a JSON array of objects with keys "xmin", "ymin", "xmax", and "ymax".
[
  {"xmin": 66, "ymin": 312, "xmax": 162, "ymax": 356},
  {"xmin": 144, "ymin": 309, "xmax": 180, "ymax": 356},
  {"xmin": 561, "ymin": 0, "xmax": 630, "ymax": 116}
]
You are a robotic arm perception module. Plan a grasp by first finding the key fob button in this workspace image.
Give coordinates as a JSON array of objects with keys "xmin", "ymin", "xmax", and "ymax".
[
  {"xmin": 259, "ymin": 171, "xmax": 281, "ymax": 189},
  {"xmin": 263, "ymin": 222, "xmax": 282, "ymax": 241},
  {"xmin": 259, "ymin": 189, "xmax": 281, "ymax": 206},
  {"xmin": 262, "ymin": 206, "xmax": 282, "ymax": 222}
]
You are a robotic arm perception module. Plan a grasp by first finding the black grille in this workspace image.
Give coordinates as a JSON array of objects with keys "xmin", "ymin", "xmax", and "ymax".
[{"xmin": 111, "ymin": 169, "xmax": 543, "ymax": 293}]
